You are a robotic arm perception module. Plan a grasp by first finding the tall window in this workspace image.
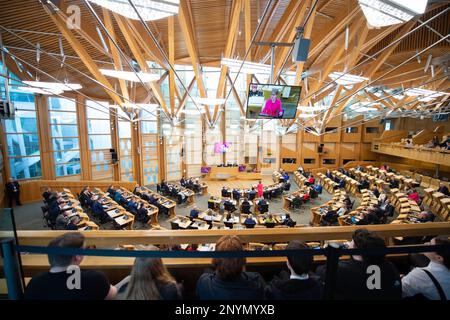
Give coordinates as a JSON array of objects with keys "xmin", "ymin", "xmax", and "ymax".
[
  {"xmin": 117, "ymin": 108, "xmax": 133, "ymax": 182},
  {"xmin": 3, "ymin": 89, "xmax": 41, "ymax": 179},
  {"xmin": 86, "ymin": 100, "xmax": 113, "ymax": 180},
  {"xmin": 141, "ymin": 106, "xmax": 159, "ymax": 185},
  {"xmin": 184, "ymin": 103, "xmax": 202, "ymax": 177},
  {"xmin": 48, "ymin": 97, "xmax": 80, "ymax": 177}
]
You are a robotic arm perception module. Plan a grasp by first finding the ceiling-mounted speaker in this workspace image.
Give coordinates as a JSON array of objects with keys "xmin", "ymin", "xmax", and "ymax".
[{"xmin": 292, "ymin": 38, "xmax": 311, "ymax": 62}]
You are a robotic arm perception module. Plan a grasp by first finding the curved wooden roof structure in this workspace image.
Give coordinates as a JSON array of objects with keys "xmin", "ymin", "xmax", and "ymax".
[{"xmin": 0, "ymin": 0, "xmax": 449, "ymax": 127}]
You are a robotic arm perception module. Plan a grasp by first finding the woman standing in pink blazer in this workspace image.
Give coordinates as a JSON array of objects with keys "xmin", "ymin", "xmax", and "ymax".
[{"xmin": 256, "ymin": 181, "xmax": 264, "ymax": 198}]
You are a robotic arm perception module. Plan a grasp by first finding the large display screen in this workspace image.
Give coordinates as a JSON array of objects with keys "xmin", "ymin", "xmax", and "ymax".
[
  {"xmin": 214, "ymin": 142, "xmax": 232, "ymax": 153},
  {"xmin": 246, "ymin": 83, "xmax": 301, "ymax": 119}
]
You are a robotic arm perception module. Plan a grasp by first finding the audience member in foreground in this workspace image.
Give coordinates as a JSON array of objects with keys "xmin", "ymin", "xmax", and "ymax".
[
  {"xmin": 116, "ymin": 245, "xmax": 182, "ymax": 300},
  {"xmin": 25, "ymin": 232, "xmax": 117, "ymax": 300},
  {"xmin": 266, "ymin": 241, "xmax": 323, "ymax": 299},
  {"xmin": 317, "ymin": 229, "xmax": 402, "ymax": 299},
  {"xmin": 402, "ymin": 237, "xmax": 450, "ymax": 300},
  {"xmin": 196, "ymin": 235, "xmax": 265, "ymax": 299}
]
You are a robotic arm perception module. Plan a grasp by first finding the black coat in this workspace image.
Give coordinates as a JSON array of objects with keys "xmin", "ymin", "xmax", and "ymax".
[
  {"xmin": 196, "ymin": 272, "xmax": 265, "ymax": 300},
  {"xmin": 5, "ymin": 181, "xmax": 20, "ymax": 195}
]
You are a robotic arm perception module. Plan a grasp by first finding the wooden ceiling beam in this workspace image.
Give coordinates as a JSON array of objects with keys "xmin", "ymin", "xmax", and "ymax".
[
  {"xmin": 327, "ymin": 20, "xmax": 417, "ymax": 123},
  {"xmin": 175, "ymin": 76, "xmax": 196, "ymax": 117},
  {"xmin": 273, "ymin": 0, "xmax": 310, "ymax": 80},
  {"xmin": 366, "ymin": 90, "xmax": 394, "ymax": 110},
  {"xmin": 102, "ymin": 8, "xmax": 129, "ymax": 102},
  {"xmin": 178, "ymin": 0, "xmax": 211, "ymax": 123},
  {"xmin": 256, "ymin": 0, "xmax": 304, "ymax": 63},
  {"xmin": 43, "ymin": 5, "xmax": 124, "ymax": 107},
  {"xmin": 244, "ymin": 0, "xmax": 252, "ymax": 92},
  {"xmin": 226, "ymin": 72, "xmax": 245, "ymax": 115},
  {"xmin": 212, "ymin": 0, "xmax": 242, "ymax": 122},
  {"xmin": 113, "ymin": 13, "xmax": 171, "ymax": 117},
  {"xmin": 294, "ymin": 0, "xmax": 318, "ymax": 85},
  {"xmin": 307, "ymin": 6, "xmax": 361, "ymax": 63},
  {"xmin": 168, "ymin": 15, "xmax": 175, "ymax": 116}
]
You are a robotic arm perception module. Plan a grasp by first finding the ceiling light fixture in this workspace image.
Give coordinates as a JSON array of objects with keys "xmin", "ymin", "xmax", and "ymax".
[
  {"xmin": 100, "ymin": 69, "xmax": 160, "ymax": 82},
  {"xmin": 358, "ymin": 0, "xmax": 428, "ymax": 28},
  {"xmin": 329, "ymin": 72, "xmax": 369, "ymax": 85},
  {"xmin": 87, "ymin": 0, "xmax": 179, "ymax": 21},
  {"xmin": 18, "ymin": 86, "xmax": 63, "ymax": 95},
  {"xmin": 22, "ymin": 81, "xmax": 82, "ymax": 91},
  {"xmin": 221, "ymin": 58, "xmax": 272, "ymax": 75},
  {"xmin": 193, "ymin": 97, "xmax": 226, "ymax": 105}
]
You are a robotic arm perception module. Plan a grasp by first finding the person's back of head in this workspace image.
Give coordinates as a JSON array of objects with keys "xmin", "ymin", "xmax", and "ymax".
[
  {"xmin": 286, "ymin": 241, "xmax": 313, "ymax": 276},
  {"xmin": 47, "ymin": 232, "xmax": 85, "ymax": 268},
  {"xmin": 428, "ymin": 237, "xmax": 450, "ymax": 269},
  {"xmin": 213, "ymin": 235, "xmax": 245, "ymax": 280},
  {"xmin": 123, "ymin": 245, "xmax": 175, "ymax": 300},
  {"xmin": 352, "ymin": 229, "xmax": 386, "ymax": 265}
]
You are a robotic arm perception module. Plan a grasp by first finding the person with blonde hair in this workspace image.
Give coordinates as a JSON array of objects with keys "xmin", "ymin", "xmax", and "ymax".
[{"xmin": 117, "ymin": 245, "xmax": 181, "ymax": 300}]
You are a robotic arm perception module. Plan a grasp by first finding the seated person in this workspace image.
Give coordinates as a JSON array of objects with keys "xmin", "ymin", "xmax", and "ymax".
[
  {"xmin": 408, "ymin": 189, "xmax": 420, "ymax": 204},
  {"xmin": 126, "ymin": 198, "xmax": 138, "ymax": 215},
  {"xmin": 244, "ymin": 214, "xmax": 256, "ymax": 227},
  {"xmin": 372, "ymin": 187, "xmax": 380, "ymax": 199},
  {"xmin": 343, "ymin": 196, "xmax": 352, "ymax": 209},
  {"xmin": 207, "ymin": 196, "xmax": 216, "ymax": 210},
  {"xmin": 221, "ymin": 187, "xmax": 230, "ymax": 198},
  {"xmin": 248, "ymin": 187, "xmax": 257, "ymax": 201},
  {"xmin": 321, "ymin": 208, "xmax": 338, "ymax": 226},
  {"xmin": 25, "ymin": 232, "xmax": 117, "ymax": 300},
  {"xmin": 176, "ymin": 191, "xmax": 186, "ymax": 204},
  {"xmin": 91, "ymin": 198, "xmax": 108, "ymax": 222},
  {"xmin": 265, "ymin": 241, "xmax": 322, "ymax": 300},
  {"xmin": 203, "ymin": 210, "xmax": 214, "ymax": 223},
  {"xmin": 136, "ymin": 203, "xmax": 150, "ymax": 223},
  {"xmin": 107, "ymin": 185, "xmax": 116, "ymax": 196},
  {"xmin": 415, "ymin": 211, "xmax": 435, "ymax": 223},
  {"xmin": 358, "ymin": 179, "xmax": 370, "ymax": 191},
  {"xmin": 283, "ymin": 180, "xmax": 291, "ymax": 191},
  {"xmin": 196, "ymin": 236, "xmax": 265, "ymax": 299},
  {"xmin": 282, "ymin": 172, "xmax": 290, "ymax": 182},
  {"xmin": 297, "ymin": 166, "xmax": 304, "ymax": 173},
  {"xmin": 309, "ymin": 187, "xmax": 318, "ymax": 199},
  {"xmin": 437, "ymin": 183, "xmax": 450, "ymax": 196},
  {"xmin": 241, "ymin": 198, "xmax": 251, "ymax": 214},
  {"xmin": 389, "ymin": 178, "xmax": 399, "ymax": 189},
  {"xmin": 132, "ymin": 184, "xmax": 140, "ymax": 195},
  {"xmin": 325, "ymin": 170, "xmax": 332, "ymax": 179},
  {"xmin": 338, "ymin": 179, "xmax": 346, "ymax": 189},
  {"xmin": 42, "ymin": 187, "xmax": 52, "ymax": 201},
  {"xmin": 305, "ymin": 175, "xmax": 315, "ymax": 186},
  {"xmin": 224, "ymin": 198, "xmax": 236, "ymax": 213},
  {"xmin": 337, "ymin": 206, "xmax": 347, "ymax": 217},
  {"xmin": 257, "ymin": 197, "xmax": 268, "ymax": 213},
  {"xmin": 281, "ymin": 214, "xmax": 296, "ymax": 227},
  {"xmin": 264, "ymin": 214, "xmax": 276, "ymax": 224},
  {"xmin": 291, "ymin": 194, "xmax": 303, "ymax": 208},
  {"xmin": 381, "ymin": 199, "xmax": 395, "ymax": 218},
  {"xmin": 317, "ymin": 229, "xmax": 402, "ymax": 300},
  {"xmin": 113, "ymin": 191, "xmax": 126, "ymax": 206},
  {"xmin": 232, "ymin": 188, "xmax": 241, "ymax": 201},
  {"xmin": 116, "ymin": 245, "xmax": 181, "ymax": 300},
  {"xmin": 378, "ymin": 192, "xmax": 387, "ymax": 204},
  {"xmin": 189, "ymin": 206, "xmax": 201, "ymax": 220},
  {"xmin": 180, "ymin": 177, "xmax": 186, "ymax": 187},
  {"xmin": 401, "ymin": 236, "xmax": 450, "ymax": 300},
  {"xmin": 313, "ymin": 183, "xmax": 323, "ymax": 194}
]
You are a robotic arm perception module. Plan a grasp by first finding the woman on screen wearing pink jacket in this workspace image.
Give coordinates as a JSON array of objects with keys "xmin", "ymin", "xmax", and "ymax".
[{"xmin": 260, "ymin": 88, "xmax": 283, "ymax": 117}]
